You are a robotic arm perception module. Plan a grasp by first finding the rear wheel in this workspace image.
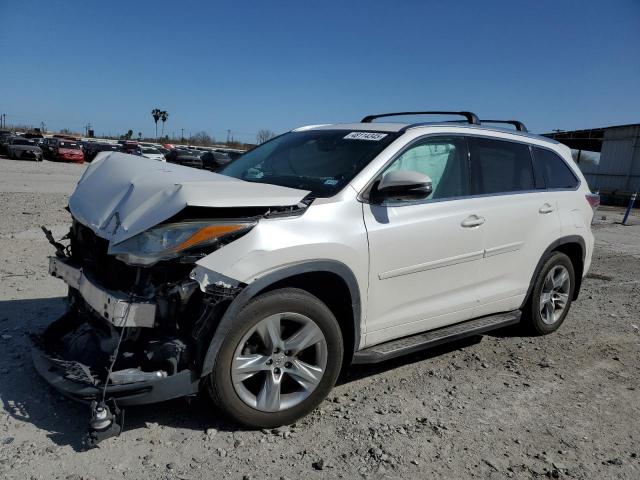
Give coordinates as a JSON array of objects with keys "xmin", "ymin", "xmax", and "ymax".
[
  {"xmin": 207, "ymin": 288, "xmax": 343, "ymax": 428},
  {"xmin": 522, "ymin": 252, "xmax": 575, "ymax": 334}
]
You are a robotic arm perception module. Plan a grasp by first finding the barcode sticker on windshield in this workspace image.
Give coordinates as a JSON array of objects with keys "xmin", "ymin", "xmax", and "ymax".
[{"xmin": 344, "ymin": 132, "xmax": 388, "ymax": 141}]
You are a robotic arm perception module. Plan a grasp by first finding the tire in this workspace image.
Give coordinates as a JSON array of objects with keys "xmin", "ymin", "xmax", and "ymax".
[
  {"xmin": 521, "ymin": 252, "xmax": 575, "ymax": 335},
  {"xmin": 207, "ymin": 288, "xmax": 343, "ymax": 428}
]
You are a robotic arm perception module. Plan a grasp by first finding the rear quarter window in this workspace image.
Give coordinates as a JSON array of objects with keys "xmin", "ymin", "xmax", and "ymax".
[
  {"xmin": 532, "ymin": 147, "xmax": 579, "ymax": 189},
  {"xmin": 469, "ymin": 137, "xmax": 535, "ymax": 195}
]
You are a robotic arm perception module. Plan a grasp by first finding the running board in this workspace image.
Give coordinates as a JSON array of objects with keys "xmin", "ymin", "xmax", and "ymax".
[{"xmin": 352, "ymin": 311, "xmax": 521, "ymax": 364}]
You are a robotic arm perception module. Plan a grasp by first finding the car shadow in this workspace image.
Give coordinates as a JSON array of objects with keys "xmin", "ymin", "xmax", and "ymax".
[
  {"xmin": 340, "ymin": 336, "xmax": 482, "ymax": 384},
  {"xmin": 0, "ymin": 295, "xmax": 522, "ymax": 450}
]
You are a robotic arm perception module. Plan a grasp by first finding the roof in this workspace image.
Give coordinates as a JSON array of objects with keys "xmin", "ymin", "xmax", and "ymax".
[{"xmin": 294, "ymin": 122, "xmax": 558, "ymax": 145}]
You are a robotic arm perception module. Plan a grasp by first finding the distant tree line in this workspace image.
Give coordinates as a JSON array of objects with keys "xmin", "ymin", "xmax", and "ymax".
[{"xmin": 256, "ymin": 129, "xmax": 277, "ymax": 144}]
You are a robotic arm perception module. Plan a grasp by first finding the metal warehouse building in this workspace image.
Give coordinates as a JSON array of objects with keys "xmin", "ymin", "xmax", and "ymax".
[{"xmin": 544, "ymin": 123, "xmax": 640, "ymax": 199}]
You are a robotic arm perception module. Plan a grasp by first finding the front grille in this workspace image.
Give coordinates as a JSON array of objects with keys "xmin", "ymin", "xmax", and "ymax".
[{"xmin": 70, "ymin": 221, "xmax": 138, "ymax": 291}]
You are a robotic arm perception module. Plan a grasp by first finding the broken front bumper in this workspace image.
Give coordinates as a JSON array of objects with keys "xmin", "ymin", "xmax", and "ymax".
[
  {"xmin": 32, "ymin": 346, "xmax": 199, "ymax": 406},
  {"xmin": 34, "ymin": 257, "xmax": 203, "ymax": 405},
  {"xmin": 32, "ymin": 308, "xmax": 201, "ymax": 406},
  {"xmin": 49, "ymin": 256, "xmax": 156, "ymax": 328}
]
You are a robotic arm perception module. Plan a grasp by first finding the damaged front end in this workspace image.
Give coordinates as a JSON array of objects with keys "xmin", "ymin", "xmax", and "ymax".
[
  {"xmin": 31, "ymin": 154, "xmax": 313, "ymax": 443},
  {"xmin": 33, "ymin": 219, "xmax": 259, "ymax": 404}
]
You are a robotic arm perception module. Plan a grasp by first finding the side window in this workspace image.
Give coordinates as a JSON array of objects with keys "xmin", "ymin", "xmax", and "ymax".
[
  {"xmin": 532, "ymin": 147, "xmax": 579, "ymax": 189},
  {"xmin": 469, "ymin": 137, "xmax": 535, "ymax": 194},
  {"xmin": 382, "ymin": 137, "xmax": 469, "ymax": 200}
]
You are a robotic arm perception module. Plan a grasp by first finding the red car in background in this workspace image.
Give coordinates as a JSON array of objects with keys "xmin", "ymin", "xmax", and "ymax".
[{"xmin": 54, "ymin": 140, "xmax": 84, "ymax": 163}]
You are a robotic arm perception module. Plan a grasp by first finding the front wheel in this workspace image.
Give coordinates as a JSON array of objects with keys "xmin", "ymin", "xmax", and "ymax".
[
  {"xmin": 522, "ymin": 252, "xmax": 575, "ymax": 335},
  {"xmin": 207, "ymin": 288, "xmax": 343, "ymax": 428}
]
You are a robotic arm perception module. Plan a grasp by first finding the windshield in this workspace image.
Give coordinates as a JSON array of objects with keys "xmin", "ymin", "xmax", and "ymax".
[
  {"xmin": 59, "ymin": 142, "xmax": 80, "ymax": 149},
  {"xmin": 219, "ymin": 130, "xmax": 398, "ymax": 197},
  {"xmin": 142, "ymin": 147, "xmax": 159, "ymax": 154},
  {"xmin": 13, "ymin": 139, "xmax": 34, "ymax": 146}
]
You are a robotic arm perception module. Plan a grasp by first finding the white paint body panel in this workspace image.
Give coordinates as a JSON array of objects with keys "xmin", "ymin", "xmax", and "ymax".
[
  {"xmin": 472, "ymin": 192, "xmax": 562, "ymax": 314},
  {"xmin": 362, "ymin": 198, "xmax": 483, "ymax": 340},
  {"xmin": 193, "ymin": 187, "xmax": 371, "ymax": 327}
]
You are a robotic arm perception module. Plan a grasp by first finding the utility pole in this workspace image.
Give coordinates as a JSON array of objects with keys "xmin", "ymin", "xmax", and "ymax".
[
  {"xmin": 226, "ymin": 129, "xmax": 231, "ymax": 144},
  {"xmin": 181, "ymin": 128, "xmax": 184, "ymax": 142},
  {"xmin": 41, "ymin": 122, "xmax": 46, "ymax": 133}
]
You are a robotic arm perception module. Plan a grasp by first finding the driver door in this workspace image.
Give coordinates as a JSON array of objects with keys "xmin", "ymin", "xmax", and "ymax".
[{"xmin": 363, "ymin": 136, "xmax": 485, "ymax": 346}]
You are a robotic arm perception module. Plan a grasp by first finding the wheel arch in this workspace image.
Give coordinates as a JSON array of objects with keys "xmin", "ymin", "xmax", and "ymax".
[
  {"xmin": 199, "ymin": 260, "xmax": 362, "ymax": 378},
  {"xmin": 522, "ymin": 235, "xmax": 586, "ymax": 308}
]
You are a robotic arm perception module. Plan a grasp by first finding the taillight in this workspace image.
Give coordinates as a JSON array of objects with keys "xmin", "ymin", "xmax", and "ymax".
[{"xmin": 586, "ymin": 193, "xmax": 600, "ymax": 211}]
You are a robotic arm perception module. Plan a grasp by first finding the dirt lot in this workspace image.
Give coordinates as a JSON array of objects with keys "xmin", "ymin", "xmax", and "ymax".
[{"xmin": 0, "ymin": 157, "xmax": 638, "ymax": 479}]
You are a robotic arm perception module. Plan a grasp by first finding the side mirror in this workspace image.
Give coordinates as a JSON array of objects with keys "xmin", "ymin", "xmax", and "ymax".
[{"xmin": 373, "ymin": 170, "xmax": 433, "ymax": 201}]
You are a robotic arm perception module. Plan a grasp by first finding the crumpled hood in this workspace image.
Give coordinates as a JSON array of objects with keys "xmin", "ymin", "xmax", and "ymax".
[{"xmin": 69, "ymin": 152, "xmax": 309, "ymax": 244}]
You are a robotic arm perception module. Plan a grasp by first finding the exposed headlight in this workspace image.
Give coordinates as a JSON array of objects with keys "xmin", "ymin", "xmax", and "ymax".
[{"xmin": 108, "ymin": 220, "xmax": 254, "ymax": 266}]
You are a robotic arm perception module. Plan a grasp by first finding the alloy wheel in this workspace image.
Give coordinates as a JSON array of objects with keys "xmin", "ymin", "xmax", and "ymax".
[
  {"xmin": 231, "ymin": 312, "xmax": 328, "ymax": 412},
  {"xmin": 539, "ymin": 265, "xmax": 571, "ymax": 325}
]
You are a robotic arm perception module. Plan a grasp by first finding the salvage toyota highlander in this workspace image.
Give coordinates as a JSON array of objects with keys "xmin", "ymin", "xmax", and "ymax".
[{"xmin": 34, "ymin": 111, "xmax": 598, "ymax": 440}]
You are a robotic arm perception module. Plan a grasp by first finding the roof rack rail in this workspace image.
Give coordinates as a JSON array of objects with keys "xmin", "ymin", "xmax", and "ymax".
[
  {"xmin": 361, "ymin": 111, "xmax": 480, "ymax": 125},
  {"xmin": 480, "ymin": 120, "xmax": 528, "ymax": 132}
]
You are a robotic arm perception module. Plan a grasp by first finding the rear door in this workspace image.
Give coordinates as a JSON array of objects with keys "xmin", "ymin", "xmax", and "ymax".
[
  {"xmin": 467, "ymin": 136, "xmax": 562, "ymax": 316},
  {"xmin": 531, "ymin": 146, "xmax": 585, "ymax": 231},
  {"xmin": 363, "ymin": 136, "xmax": 486, "ymax": 346}
]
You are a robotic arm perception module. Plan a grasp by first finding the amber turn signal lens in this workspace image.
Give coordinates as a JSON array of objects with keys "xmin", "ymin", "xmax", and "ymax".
[{"xmin": 174, "ymin": 224, "xmax": 246, "ymax": 251}]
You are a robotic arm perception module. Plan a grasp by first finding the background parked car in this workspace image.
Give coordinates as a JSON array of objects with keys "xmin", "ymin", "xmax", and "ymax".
[
  {"xmin": 216, "ymin": 148, "xmax": 245, "ymax": 160},
  {"xmin": 6, "ymin": 137, "xmax": 43, "ymax": 161},
  {"xmin": 84, "ymin": 142, "xmax": 121, "ymax": 162},
  {"xmin": 0, "ymin": 133, "xmax": 16, "ymax": 155},
  {"xmin": 156, "ymin": 146, "xmax": 170, "ymax": 157},
  {"xmin": 139, "ymin": 146, "xmax": 166, "ymax": 161},
  {"xmin": 53, "ymin": 140, "xmax": 84, "ymax": 163},
  {"xmin": 200, "ymin": 150, "xmax": 232, "ymax": 171},
  {"xmin": 23, "ymin": 132, "xmax": 44, "ymax": 140},
  {"xmin": 41, "ymin": 138, "xmax": 56, "ymax": 159},
  {"xmin": 119, "ymin": 141, "xmax": 140, "ymax": 155},
  {"xmin": 165, "ymin": 148, "xmax": 203, "ymax": 169}
]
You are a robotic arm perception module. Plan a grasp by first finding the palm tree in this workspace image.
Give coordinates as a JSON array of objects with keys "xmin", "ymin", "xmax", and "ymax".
[
  {"xmin": 151, "ymin": 108, "xmax": 162, "ymax": 140},
  {"xmin": 160, "ymin": 111, "xmax": 169, "ymax": 138}
]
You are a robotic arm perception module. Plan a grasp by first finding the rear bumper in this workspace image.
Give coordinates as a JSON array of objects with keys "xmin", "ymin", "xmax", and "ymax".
[{"xmin": 32, "ymin": 345, "xmax": 200, "ymax": 406}]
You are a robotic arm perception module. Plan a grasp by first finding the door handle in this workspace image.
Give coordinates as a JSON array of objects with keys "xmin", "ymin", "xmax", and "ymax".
[
  {"xmin": 539, "ymin": 203, "xmax": 555, "ymax": 214},
  {"xmin": 461, "ymin": 215, "xmax": 485, "ymax": 228}
]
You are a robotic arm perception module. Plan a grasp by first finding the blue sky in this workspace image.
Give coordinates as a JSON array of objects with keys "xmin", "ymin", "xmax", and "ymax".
[{"xmin": 1, "ymin": 1, "xmax": 638, "ymax": 142}]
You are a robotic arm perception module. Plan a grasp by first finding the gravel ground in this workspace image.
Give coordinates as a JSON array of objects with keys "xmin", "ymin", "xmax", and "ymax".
[{"xmin": 0, "ymin": 157, "xmax": 639, "ymax": 479}]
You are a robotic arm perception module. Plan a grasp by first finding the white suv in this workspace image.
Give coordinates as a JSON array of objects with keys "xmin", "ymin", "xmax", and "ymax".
[{"xmin": 37, "ymin": 111, "xmax": 597, "ymax": 436}]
